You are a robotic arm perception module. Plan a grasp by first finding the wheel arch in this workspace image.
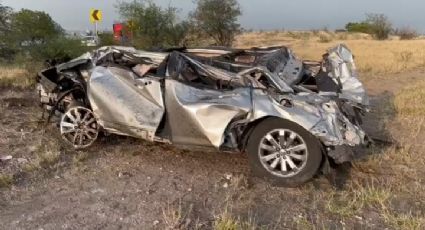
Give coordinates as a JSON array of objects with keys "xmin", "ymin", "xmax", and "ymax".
[{"xmin": 239, "ymin": 116, "xmax": 287, "ymax": 151}]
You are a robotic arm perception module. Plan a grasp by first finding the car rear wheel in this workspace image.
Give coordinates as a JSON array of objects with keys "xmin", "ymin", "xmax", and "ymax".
[
  {"xmin": 246, "ymin": 118, "xmax": 322, "ymax": 187},
  {"xmin": 60, "ymin": 106, "xmax": 99, "ymax": 149}
]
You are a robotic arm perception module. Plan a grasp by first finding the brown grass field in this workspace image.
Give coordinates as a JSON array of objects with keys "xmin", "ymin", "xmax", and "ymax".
[
  {"xmin": 1, "ymin": 32, "xmax": 425, "ymax": 229},
  {"xmin": 236, "ymin": 31, "xmax": 425, "ymax": 75}
]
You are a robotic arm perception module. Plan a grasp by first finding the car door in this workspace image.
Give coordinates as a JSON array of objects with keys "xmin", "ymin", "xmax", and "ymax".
[
  {"xmin": 162, "ymin": 79, "xmax": 251, "ymax": 149},
  {"xmin": 88, "ymin": 66, "xmax": 165, "ymax": 141}
]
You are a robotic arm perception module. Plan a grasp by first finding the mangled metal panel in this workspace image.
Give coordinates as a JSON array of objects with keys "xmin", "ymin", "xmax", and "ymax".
[
  {"xmin": 56, "ymin": 52, "xmax": 93, "ymax": 72},
  {"xmin": 188, "ymin": 47, "xmax": 305, "ymax": 88},
  {"xmin": 236, "ymin": 67, "xmax": 294, "ymax": 93},
  {"xmin": 250, "ymin": 91, "xmax": 323, "ymax": 132},
  {"xmin": 268, "ymin": 92, "xmax": 367, "ymax": 147},
  {"xmin": 161, "ymin": 50, "xmax": 367, "ymax": 150},
  {"xmin": 166, "ymin": 51, "xmax": 247, "ymax": 88},
  {"xmin": 254, "ymin": 48, "xmax": 302, "ymax": 85},
  {"xmin": 310, "ymin": 100, "xmax": 366, "ymax": 146},
  {"xmin": 91, "ymin": 46, "xmax": 167, "ymax": 65},
  {"xmin": 166, "ymin": 52, "xmax": 295, "ymax": 94},
  {"xmin": 185, "ymin": 48, "xmax": 235, "ymax": 57},
  {"xmin": 88, "ymin": 66, "xmax": 164, "ymax": 140},
  {"xmin": 56, "ymin": 46, "xmax": 168, "ymax": 72},
  {"xmin": 326, "ymin": 44, "xmax": 369, "ymax": 106},
  {"xmin": 163, "ymin": 79, "xmax": 366, "ymax": 151},
  {"xmin": 163, "ymin": 79, "xmax": 251, "ymax": 148}
]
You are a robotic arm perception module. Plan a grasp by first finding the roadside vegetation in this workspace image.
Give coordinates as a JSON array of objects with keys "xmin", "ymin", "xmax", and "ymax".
[
  {"xmin": 0, "ymin": 66, "xmax": 33, "ymax": 88},
  {"xmin": 346, "ymin": 13, "xmax": 393, "ymax": 40},
  {"xmin": 0, "ymin": 5, "xmax": 87, "ymax": 64}
]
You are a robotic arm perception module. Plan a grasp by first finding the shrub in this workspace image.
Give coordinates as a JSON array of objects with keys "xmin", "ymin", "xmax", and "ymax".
[
  {"xmin": 319, "ymin": 34, "xmax": 332, "ymax": 43},
  {"xmin": 311, "ymin": 29, "xmax": 320, "ymax": 36},
  {"xmin": 31, "ymin": 37, "xmax": 88, "ymax": 61},
  {"xmin": 336, "ymin": 33, "xmax": 348, "ymax": 40},
  {"xmin": 0, "ymin": 6, "xmax": 86, "ymax": 63},
  {"xmin": 98, "ymin": 32, "xmax": 117, "ymax": 46},
  {"xmin": 116, "ymin": 0, "xmax": 190, "ymax": 48},
  {"xmin": 395, "ymin": 27, "xmax": 418, "ymax": 40},
  {"xmin": 0, "ymin": 46, "xmax": 17, "ymax": 63},
  {"xmin": 191, "ymin": 0, "xmax": 242, "ymax": 46},
  {"xmin": 346, "ymin": 14, "xmax": 393, "ymax": 40},
  {"xmin": 366, "ymin": 13, "xmax": 393, "ymax": 40}
]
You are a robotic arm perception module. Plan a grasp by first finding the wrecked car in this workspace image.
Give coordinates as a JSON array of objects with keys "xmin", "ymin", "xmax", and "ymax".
[{"xmin": 36, "ymin": 44, "xmax": 369, "ymax": 186}]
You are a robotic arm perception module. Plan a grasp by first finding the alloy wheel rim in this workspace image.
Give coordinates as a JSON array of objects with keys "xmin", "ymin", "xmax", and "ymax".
[
  {"xmin": 60, "ymin": 107, "xmax": 99, "ymax": 149},
  {"xmin": 258, "ymin": 129, "xmax": 308, "ymax": 178}
]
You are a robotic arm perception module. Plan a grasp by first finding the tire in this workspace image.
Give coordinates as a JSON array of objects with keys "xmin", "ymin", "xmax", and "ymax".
[
  {"xmin": 246, "ymin": 118, "xmax": 323, "ymax": 187},
  {"xmin": 60, "ymin": 106, "xmax": 99, "ymax": 149}
]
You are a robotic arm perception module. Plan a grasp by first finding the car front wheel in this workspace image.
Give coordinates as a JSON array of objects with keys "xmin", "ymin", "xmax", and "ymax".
[
  {"xmin": 246, "ymin": 118, "xmax": 323, "ymax": 187},
  {"xmin": 60, "ymin": 106, "xmax": 99, "ymax": 149}
]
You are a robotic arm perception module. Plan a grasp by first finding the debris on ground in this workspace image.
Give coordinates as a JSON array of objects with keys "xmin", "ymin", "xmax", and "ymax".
[{"xmin": 0, "ymin": 155, "xmax": 13, "ymax": 163}]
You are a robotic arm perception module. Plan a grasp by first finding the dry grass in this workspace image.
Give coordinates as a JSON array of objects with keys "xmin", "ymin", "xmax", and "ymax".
[
  {"xmin": 0, "ymin": 173, "xmax": 13, "ymax": 188},
  {"xmin": 23, "ymin": 138, "xmax": 61, "ymax": 173},
  {"xmin": 325, "ymin": 146, "xmax": 424, "ymax": 229},
  {"xmin": 382, "ymin": 210, "xmax": 424, "ymax": 230},
  {"xmin": 235, "ymin": 31, "xmax": 425, "ymax": 74},
  {"xmin": 213, "ymin": 208, "xmax": 258, "ymax": 230},
  {"xmin": 0, "ymin": 66, "xmax": 35, "ymax": 88},
  {"xmin": 394, "ymin": 80, "xmax": 425, "ymax": 117},
  {"xmin": 326, "ymin": 181, "xmax": 391, "ymax": 217},
  {"xmin": 321, "ymin": 79, "xmax": 425, "ymax": 228},
  {"xmin": 294, "ymin": 216, "xmax": 315, "ymax": 230},
  {"xmin": 161, "ymin": 202, "xmax": 194, "ymax": 230}
]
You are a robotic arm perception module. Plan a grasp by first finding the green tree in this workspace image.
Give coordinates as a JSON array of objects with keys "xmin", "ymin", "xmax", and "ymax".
[
  {"xmin": 116, "ymin": 0, "xmax": 189, "ymax": 48},
  {"xmin": 191, "ymin": 0, "xmax": 242, "ymax": 46},
  {"xmin": 9, "ymin": 9, "xmax": 64, "ymax": 47},
  {"xmin": 0, "ymin": 3, "xmax": 11, "ymax": 34},
  {"xmin": 345, "ymin": 14, "xmax": 393, "ymax": 40},
  {"xmin": 2, "ymin": 7, "xmax": 84, "ymax": 61},
  {"xmin": 0, "ymin": 4, "xmax": 14, "ymax": 60},
  {"xmin": 366, "ymin": 13, "xmax": 393, "ymax": 40},
  {"xmin": 168, "ymin": 20, "xmax": 190, "ymax": 46},
  {"xmin": 345, "ymin": 22, "xmax": 373, "ymax": 34}
]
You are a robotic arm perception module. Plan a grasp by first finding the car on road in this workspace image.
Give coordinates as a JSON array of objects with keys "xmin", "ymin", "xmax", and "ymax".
[
  {"xmin": 36, "ymin": 45, "xmax": 370, "ymax": 186},
  {"xmin": 81, "ymin": 35, "xmax": 100, "ymax": 47}
]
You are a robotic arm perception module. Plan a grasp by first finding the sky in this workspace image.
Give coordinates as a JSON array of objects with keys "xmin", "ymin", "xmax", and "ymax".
[{"xmin": 2, "ymin": 0, "xmax": 424, "ymax": 33}]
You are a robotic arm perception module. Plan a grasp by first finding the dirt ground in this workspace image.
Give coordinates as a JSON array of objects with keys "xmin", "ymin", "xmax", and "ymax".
[{"xmin": 0, "ymin": 70, "xmax": 424, "ymax": 229}]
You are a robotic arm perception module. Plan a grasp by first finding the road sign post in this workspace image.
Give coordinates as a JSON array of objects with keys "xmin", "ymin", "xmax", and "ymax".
[{"xmin": 90, "ymin": 9, "xmax": 102, "ymax": 37}]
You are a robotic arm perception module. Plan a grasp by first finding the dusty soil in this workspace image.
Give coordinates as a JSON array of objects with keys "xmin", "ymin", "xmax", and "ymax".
[{"xmin": 0, "ymin": 70, "xmax": 424, "ymax": 229}]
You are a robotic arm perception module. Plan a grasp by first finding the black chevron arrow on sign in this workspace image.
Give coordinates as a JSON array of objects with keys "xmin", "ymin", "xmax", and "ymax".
[{"xmin": 92, "ymin": 10, "xmax": 100, "ymax": 21}]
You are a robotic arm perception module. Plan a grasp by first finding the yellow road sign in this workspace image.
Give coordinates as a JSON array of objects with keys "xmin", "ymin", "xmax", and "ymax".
[{"xmin": 90, "ymin": 9, "xmax": 102, "ymax": 24}]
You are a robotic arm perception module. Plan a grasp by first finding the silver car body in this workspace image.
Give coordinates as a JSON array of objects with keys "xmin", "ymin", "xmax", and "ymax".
[{"xmin": 37, "ymin": 45, "xmax": 369, "ymax": 163}]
